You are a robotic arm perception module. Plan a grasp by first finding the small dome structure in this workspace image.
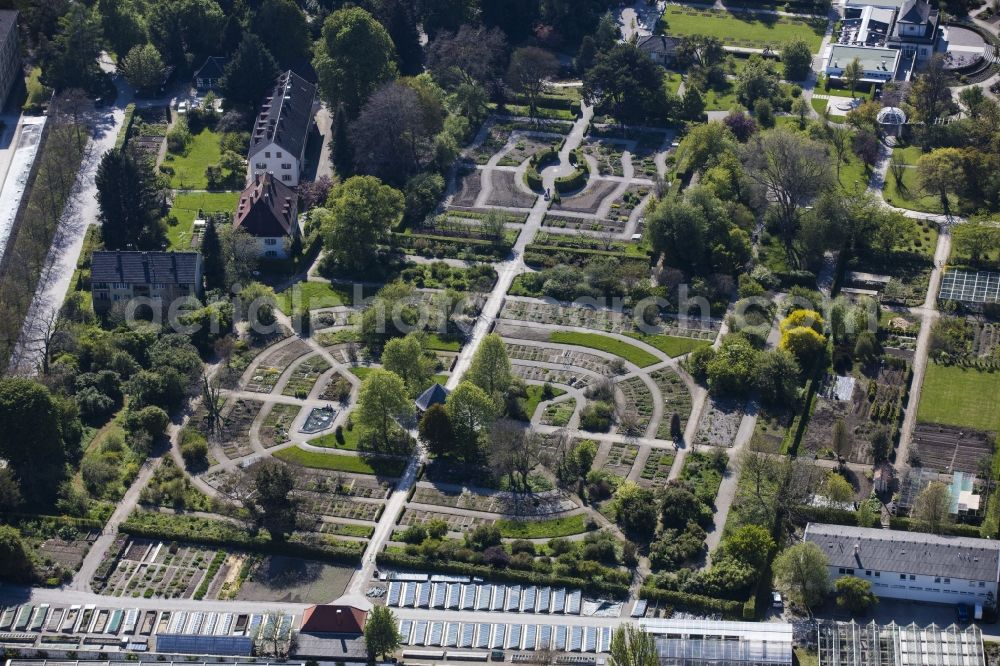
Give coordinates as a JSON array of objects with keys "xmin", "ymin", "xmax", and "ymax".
[{"xmin": 876, "ymin": 106, "xmax": 907, "ymax": 126}]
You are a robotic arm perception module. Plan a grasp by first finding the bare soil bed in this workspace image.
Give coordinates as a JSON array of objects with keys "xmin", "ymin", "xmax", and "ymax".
[
  {"xmin": 485, "ymin": 170, "xmax": 537, "ymax": 208},
  {"xmin": 193, "ymin": 398, "xmax": 262, "ymax": 459},
  {"xmin": 235, "ymin": 556, "xmax": 353, "ymax": 604},
  {"xmin": 910, "ymin": 423, "xmax": 994, "ymax": 474},
  {"xmin": 399, "ymin": 508, "xmax": 493, "ymax": 532},
  {"xmin": 542, "ymin": 213, "xmax": 625, "ymax": 234},
  {"xmin": 497, "ymin": 136, "xmax": 557, "ymax": 166},
  {"xmin": 259, "ymin": 403, "xmax": 301, "ymax": 447},
  {"xmin": 450, "ymin": 168, "xmax": 483, "ymax": 207},
  {"xmin": 695, "ymin": 399, "xmax": 745, "ymax": 448},
  {"xmin": 552, "ymin": 180, "xmax": 618, "ymax": 214}
]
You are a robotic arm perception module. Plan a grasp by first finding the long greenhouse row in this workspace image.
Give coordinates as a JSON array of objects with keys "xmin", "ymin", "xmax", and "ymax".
[
  {"xmin": 386, "ymin": 581, "xmax": 584, "ymax": 614},
  {"xmin": 399, "ymin": 619, "xmax": 613, "ymax": 653}
]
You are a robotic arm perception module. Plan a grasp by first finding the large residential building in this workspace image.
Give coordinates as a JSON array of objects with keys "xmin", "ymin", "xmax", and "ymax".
[
  {"xmin": 234, "ymin": 172, "xmax": 300, "ymax": 259},
  {"xmin": 804, "ymin": 523, "xmax": 1000, "ymax": 605},
  {"xmin": 247, "ymin": 70, "xmax": 317, "ymax": 187},
  {"xmin": 90, "ymin": 251, "xmax": 203, "ymax": 315},
  {"xmin": 0, "ymin": 11, "xmax": 20, "ymax": 110}
]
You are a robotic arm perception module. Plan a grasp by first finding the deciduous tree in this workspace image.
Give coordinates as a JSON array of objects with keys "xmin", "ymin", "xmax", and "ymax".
[
  {"xmin": 467, "ymin": 333, "xmax": 512, "ymax": 400},
  {"xmin": 835, "ymin": 576, "xmax": 877, "ymax": 613},
  {"xmin": 364, "ymin": 606, "xmax": 402, "ymax": 660},
  {"xmin": 608, "ymin": 624, "xmax": 658, "ymax": 666},
  {"xmin": 446, "ymin": 381, "xmax": 496, "ymax": 458},
  {"xmin": 505, "ymin": 47, "xmax": 559, "ymax": 119},
  {"xmin": 912, "ymin": 481, "xmax": 952, "ymax": 534},
  {"xmin": 773, "ymin": 542, "xmax": 830, "ymax": 608},
  {"xmin": 357, "ymin": 368, "xmax": 412, "ymax": 450},
  {"xmin": 220, "ymin": 33, "xmax": 279, "ymax": 112},
  {"xmin": 319, "ymin": 176, "xmax": 404, "ymax": 272},
  {"xmin": 249, "ymin": 0, "xmax": 309, "ymax": 67},
  {"xmin": 782, "ymin": 39, "xmax": 814, "ymax": 81},
  {"xmin": 120, "ymin": 44, "xmax": 165, "ymax": 93}
]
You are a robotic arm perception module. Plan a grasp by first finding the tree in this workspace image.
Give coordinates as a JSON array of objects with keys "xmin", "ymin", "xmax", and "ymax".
[
  {"xmin": 369, "ymin": 0, "xmax": 423, "ymax": 76},
  {"xmin": 870, "ymin": 210, "xmax": 914, "ymax": 257},
  {"xmin": 583, "ymin": 44, "xmax": 665, "ymax": 124},
  {"xmin": 676, "ymin": 122, "xmax": 736, "ymax": 174},
  {"xmin": 723, "ymin": 109, "xmax": 758, "ymax": 143},
  {"xmin": 250, "ymin": 0, "xmax": 309, "ymax": 67},
  {"xmin": 613, "ymin": 481, "xmax": 658, "ymax": 541},
  {"xmin": 220, "ymin": 33, "xmax": 280, "ymax": 112},
  {"xmin": 755, "ymin": 349, "xmax": 801, "ymax": 407},
  {"xmin": 908, "ymin": 55, "xmax": 954, "ymax": 123},
  {"xmin": 201, "ymin": 215, "xmax": 225, "ymax": 291},
  {"xmin": 0, "ymin": 378, "xmax": 70, "ymax": 503},
  {"xmin": 823, "ymin": 472, "xmax": 855, "ymax": 504},
  {"xmin": 99, "ymin": 0, "xmax": 146, "ymax": 57},
  {"xmin": 660, "ymin": 486, "xmax": 704, "ymax": 529},
  {"xmin": 959, "ymin": 85, "xmax": 986, "ymax": 117},
  {"xmin": 424, "ymin": 25, "xmax": 508, "ymax": 90},
  {"xmin": 446, "ymin": 381, "xmax": 497, "ymax": 458},
  {"xmin": 350, "ymin": 80, "xmax": 444, "ymax": 185},
  {"xmin": 331, "ymin": 102, "xmax": 353, "ymax": 178},
  {"xmin": 917, "ymin": 148, "xmax": 964, "ymax": 212},
  {"xmin": 364, "ymin": 605, "xmax": 401, "ymax": 660},
  {"xmin": 357, "ymin": 369, "xmax": 412, "ymax": 450},
  {"xmin": 608, "ymin": 624, "xmax": 658, "ymax": 666},
  {"xmin": 96, "ymin": 145, "xmax": 165, "ymax": 250},
  {"xmin": 419, "ymin": 404, "xmax": 455, "ymax": 457},
  {"xmin": 313, "ymin": 7, "xmax": 398, "ymax": 117},
  {"xmin": 780, "ymin": 326, "xmax": 827, "ymax": 367},
  {"xmin": 831, "ymin": 420, "xmax": 853, "ymax": 462},
  {"xmin": 835, "ymin": 576, "xmax": 877, "ymax": 613},
  {"xmin": 467, "ymin": 333, "xmax": 512, "ymax": 400},
  {"xmin": 735, "ymin": 54, "xmax": 779, "ymax": 107},
  {"xmin": 717, "ymin": 524, "xmax": 775, "ymax": 570},
  {"xmin": 147, "ymin": 0, "xmax": 225, "ymax": 68},
  {"xmin": 681, "ymin": 86, "xmax": 705, "ymax": 121},
  {"xmin": 706, "ymin": 335, "xmax": 759, "ymax": 397},
  {"xmin": 953, "ymin": 221, "xmax": 1000, "ymax": 265},
  {"xmin": 742, "ymin": 129, "xmax": 833, "ymax": 245},
  {"xmin": 782, "ymin": 39, "xmax": 814, "ymax": 81},
  {"xmin": 382, "ymin": 334, "xmax": 432, "ymax": 395},
  {"xmin": 488, "ymin": 422, "xmax": 542, "ymax": 494},
  {"xmin": 506, "ymin": 47, "xmax": 558, "ymax": 119},
  {"xmin": 791, "ymin": 96, "xmax": 810, "ymax": 129},
  {"xmin": 41, "ymin": 3, "xmax": 102, "ymax": 93},
  {"xmin": 245, "ymin": 459, "xmax": 298, "ymax": 540},
  {"xmin": 221, "ymin": 226, "xmax": 259, "ymax": 289},
  {"xmin": 912, "ymin": 481, "xmax": 952, "ymax": 534},
  {"xmin": 320, "ymin": 176, "xmax": 404, "ymax": 272},
  {"xmin": 0, "ymin": 468, "xmax": 23, "ymax": 512},
  {"xmin": 843, "ymin": 58, "xmax": 863, "ymax": 97},
  {"xmin": 0, "ymin": 526, "xmax": 34, "ymax": 582},
  {"xmin": 120, "ymin": 44, "xmax": 165, "ymax": 94},
  {"xmin": 773, "ymin": 542, "xmax": 831, "ymax": 608}
]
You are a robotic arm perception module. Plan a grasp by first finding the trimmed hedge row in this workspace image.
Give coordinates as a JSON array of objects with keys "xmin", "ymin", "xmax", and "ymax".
[
  {"xmin": 639, "ymin": 586, "xmax": 744, "ymax": 619},
  {"xmin": 115, "ymin": 104, "xmax": 136, "ymax": 150},
  {"xmin": 554, "ymin": 150, "xmax": 590, "ymax": 194},
  {"xmin": 794, "ymin": 505, "xmax": 860, "ymax": 527},
  {"xmin": 506, "ymin": 94, "xmax": 579, "ymax": 112},
  {"xmin": 377, "ymin": 551, "xmax": 630, "ymax": 598},
  {"xmin": 121, "ymin": 511, "xmax": 363, "ymax": 565},
  {"xmin": 889, "ymin": 517, "xmax": 983, "ymax": 538}
]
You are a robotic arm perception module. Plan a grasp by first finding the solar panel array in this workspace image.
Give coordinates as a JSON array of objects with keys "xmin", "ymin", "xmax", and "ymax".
[
  {"xmin": 399, "ymin": 620, "xmax": 612, "ymax": 653},
  {"xmin": 387, "ymin": 582, "xmax": 582, "ymax": 615},
  {"xmin": 939, "ymin": 269, "xmax": 1000, "ymax": 304}
]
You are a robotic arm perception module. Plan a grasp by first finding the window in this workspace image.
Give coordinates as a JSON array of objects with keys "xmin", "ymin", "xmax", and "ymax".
[
  {"xmin": 970, "ymin": 581, "xmax": 977, "ymax": 587},
  {"xmin": 264, "ymin": 238, "xmax": 277, "ymax": 245},
  {"xmin": 276, "ymin": 151, "xmax": 282, "ymax": 157},
  {"xmin": 944, "ymin": 578, "xmax": 950, "ymax": 583},
  {"xmin": 866, "ymin": 571, "xmax": 872, "ymax": 577},
  {"xmin": 256, "ymin": 162, "xmax": 267, "ymax": 169},
  {"xmin": 909, "ymin": 575, "xmax": 916, "ymax": 581},
  {"xmin": 980, "ymin": 582, "xmax": 986, "ymax": 587},
  {"xmin": 839, "ymin": 568, "xmax": 847, "ymax": 574},
  {"xmin": 935, "ymin": 577, "xmax": 941, "ymax": 583},
  {"xmin": 265, "ymin": 152, "xmax": 271, "ymax": 158},
  {"xmin": 846, "ymin": 569, "xmax": 854, "ymax": 575},
  {"xmin": 900, "ymin": 574, "xmax": 906, "ymax": 580},
  {"xmin": 874, "ymin": 572, "xmax": 880, "ymax": 577},
  {"xmin": 265, "ymin": 250, "xmax": 277, "ymax": 257},
  {"xmin": 281, "ymin": 163, "xmax": 291, "ymax": 169},
  {"xmin": 281, "ymin": 174, "xmax": 291, "ymax": 181}
]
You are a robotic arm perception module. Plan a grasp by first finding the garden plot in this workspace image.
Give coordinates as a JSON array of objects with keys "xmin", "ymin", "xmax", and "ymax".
[
  {"xmin": 245, "ymin": 339, "xmax": 312, "ymax": 393},
  {"xmin": 471, "ymin": 125, "xmax": 516, "ymax": 164},
  {"xmin": 485, "ymin": 170, "xmax": 537, "ymax": 208},
  {"xmin": 445, "ymin": 207, "xmax": 528, "ymax": 225},
  {"xmin": 880, "ymin": 312, "xmax": 921, "ymax": 352},
  {"xmin": 399, "ymin": 508, "xmax": 493, "ymax": 533},
  {"xmin": 542, "ymin": 213, "xmax": 625, "ymax": 234},
  {"xmin": 298, "ymin": 491, "xmax": 383, "ymax": 521},
  {"xmin": 98, "ymin": 539, "xmax": 224, "ymax": 599},
  {"xmin": 260, "ymin": 403, "xmax": 301, "ymax": 448},
  {"xmin": 650, "ymin": 369, "xmax": 693, "ymax": 440},
  {"xmin": 910, "ymin": 424, "xmax": 993, "ymax": 474},
  {"xmin": 497, "ymin": 135, "xmax": 558, "ymax": 167},
  {"xmin": 504, "ymin": 341, "xmax": 615, "ymax": 377},
  {"xmin": 695, "ymin": 399, "xmax": 745, "ymax": 448},
  {"xmin": 500, "ymin": 300, "xmax": 720, "ymax": 340},
  {"xmin": 541, "ymin": 399, "xmax": 576, "ymax": 427},
  {"xmin": 297, "ymin": 470, "xmax": 391, "ymax": 498},
  {"xmin": 581, "ymin": 139, "xmax": 627, "ymax": 176},
  {"xmin": 282, "ymin": 355, "xmax": 332, "ymax": 398},
  {"xmin": 602, "ymin": 442, "xmax": 640, "ymax": 477},
  {"xmin": 802, "ymin": 363, "xmax": 910, "ymax": 464},
  {"xmin": 617, "ymin": 377, "xmax": 655, "ymax": 432},
  {"xmin": 552, "ymin": 180, "xmax": 619, "ymax": 214},
  {"xmin": 234, "ymin": 556, "xmax": 353, "ymax": 604},
  {"xmin": 587, "ymin": 127, "xmax": 666, "ymax": 177},
  {"xmin": 972, "ymin": 320, "xmax": 1000, "ymax": 358},
  {"xmin": 318, "ymin": 372, "xmax": 353, "ymax": 403},
  {"xmin": 607, "ymin": 186, "xmax": 650, "ymax": 225},
  {"xmin": 639, "ymin": 450, "xmax": 677, "ymax": 488},
  {"xmin": 512, "ymin": 364, "xmax": 596, "ymax": 389},
  {"xmin": 194, "ymin": 399, "xmax": 262, "ymax": 459},
  {"xmin": 410, "ymin": 485, "xmax": 576, "ymax": 516},
  {"xmin": 450, "ymin": 168, "xmax": 483, "ymax": 206}
]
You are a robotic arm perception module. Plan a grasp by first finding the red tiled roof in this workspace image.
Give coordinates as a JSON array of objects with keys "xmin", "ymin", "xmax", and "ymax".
[{"xmin": 300, "ymin": 605, "xmax": 367, "ymax": 634}]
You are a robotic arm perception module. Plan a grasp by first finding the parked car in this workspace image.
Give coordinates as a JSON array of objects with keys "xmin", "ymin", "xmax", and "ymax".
[{"xmin": 772, "ymin": 591, "xmax": 783, "ymax": 609}]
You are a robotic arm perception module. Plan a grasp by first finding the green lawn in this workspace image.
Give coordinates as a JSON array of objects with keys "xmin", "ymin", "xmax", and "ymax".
[
  {"xmin": 702, "ymin": 82, "xmax": 739, "ymax": 112},
  {"xmin": 917, "ymin": 363, "xmax": 1000, "ymax": 432},
  {"xmin": 424, "ymin": 333, "xmax": 462, "ymax": 352},
  {"xmin": 548, "ymin": 331, "xmax": 660, "ymax": 367},
  {"xmin": 661, "ymin": 6, "xmax": 826, "ymax": 51},
  {"xmin": 624, "ymin": 333, "xmax": 711, "ymax": 358},
  {"xmin": 167, "ymin": 191, "xmax": 241, "ymax": 250},
  {"xmin": 310, "ymin": 421, "xmax": 361, "ymax": 450},
  {"xmin": 273, "ymin": 446, "xmax": 406, "ymax": 476},
  {"xmin": 882, "ymin": 165, "xmax": 958, "ymax": 215},
  {"xmin": 164, "ymin": 128, "xmax": 224, "ymax": 190},
  {"xmin": 350, "ymin": 366, "xmax": 374, "ymax": 381},
  {"xmin": 521, "ymin": 384, "xmax": 568, "ymax": 421},
  {"xmin": 276, "ymin": 281, "xmax": 352, "ymax": 314},
  {"xmin": 664, "ymin": 71, "xmax": 683, "ymax": 95},
  {"xmin": 496, "ymin": 513, "xmax": 588, "ymax": 538},
  {"xmin": 835, "ymin": 150, "xmax": 869, "ymax": 195},
  {"xmin": 322, "ymin": 522, "xmax": 375, "ymax": 538}
]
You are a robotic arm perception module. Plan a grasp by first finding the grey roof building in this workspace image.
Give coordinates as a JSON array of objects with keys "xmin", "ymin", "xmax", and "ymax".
[
  {"xmin": 234, "ymin": 172, "xmax": 300, "ymax": 257},
  {"xmin": 804, "ymin": 523, "xmax": 1000, "ymax": 605},
  {"xmin": 415, "ymin": 383, "xmax": 450, "ymax": 412},
  {"xmin": 193, "ymin": 56, "xmax": 227, "ymax": 91},
  {"xmin": 90, "ymin": 251, "xmax": 203, "ymax": 314},
  {"xmin": 247, "ymin": 70, "xmax": 317, "ymax": 187},
  {"xmin": 636, "ymin": 35, "xmax": 682, "ymax": 67},
  {"xmin": 0, "ymin": 10, "xmax": 20, "ymax": 110}
]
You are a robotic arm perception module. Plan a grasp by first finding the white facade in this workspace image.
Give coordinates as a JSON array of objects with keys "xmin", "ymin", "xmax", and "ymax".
[
  {"xmin": 827, "ymin": 565, "xmax": 997, "ymax": 605},
  {"xmin": 254, "ymin": 234, "xmax": 292, "ymax": 260},
  {"xmin": 248, "ymin": 143, "xmax": 303, "ymax": 188}
]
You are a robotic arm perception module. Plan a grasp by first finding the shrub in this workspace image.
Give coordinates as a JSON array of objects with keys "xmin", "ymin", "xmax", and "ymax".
[{"xmin": 579, "ymin": 401, "xmax": 614, "ymax": 432}]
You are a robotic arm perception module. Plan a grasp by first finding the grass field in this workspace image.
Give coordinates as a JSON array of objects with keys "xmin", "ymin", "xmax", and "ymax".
[
  {"xmin": 917, "ymin": 363, "xmax": 1000, "ymax": 432},
  {"xmin": 625, "ymin": 333, "xmax": 711, "ymax": 358},
  {"xmin": 424, "ymin": 333, "xmax": 462, "ymax": 352},
  {"xmin": 521, "ymin": 384, "xmax": 567, "ymax": 421},
  {"xmin": 310, "ymin": 421, "xmax": 360, "ymax": 450},
  {"xmin": 662, "ymin": 6, "xmax": 826, "ymax": 50},
  {"xmin": 164, "ymin": 128, "xmax": 223, "ymax": 190},
  {"xmin": 881, "ymin": 147, "xmax": 960, "ymax": 214},
  {"xmin": 167, "ymin": 191, "xmax": 241, "ymax": 250},
  {"xmin": 276, "ymin": 281, "xmax": 352, "ymax": 314},
  {"xmin": 548, "ymin": 331, "xmax": 659, "ymax": 367},
  {"xmin": 273, "ymin": 446, "xmax": 406, "ymax": 476},
  {"xmin": 496, "ymin": 513, "xmax": 588, "ymax": 538}
]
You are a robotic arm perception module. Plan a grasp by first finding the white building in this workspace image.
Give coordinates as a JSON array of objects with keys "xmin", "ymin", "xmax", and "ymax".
[
  {"xmin": 804, "ymin": 523, "xmax": 1000, "ymax": 605},
  {"xmin": 824, "ymin": 44, "xmax": 901, "ymax": 83},
  {"xmin": 234, "ymin": 172, "xmax": 300, "ymax": 259},
  {"xmin": 247, "ymin": 70, "xmax": 317, "ymax": 187}
]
